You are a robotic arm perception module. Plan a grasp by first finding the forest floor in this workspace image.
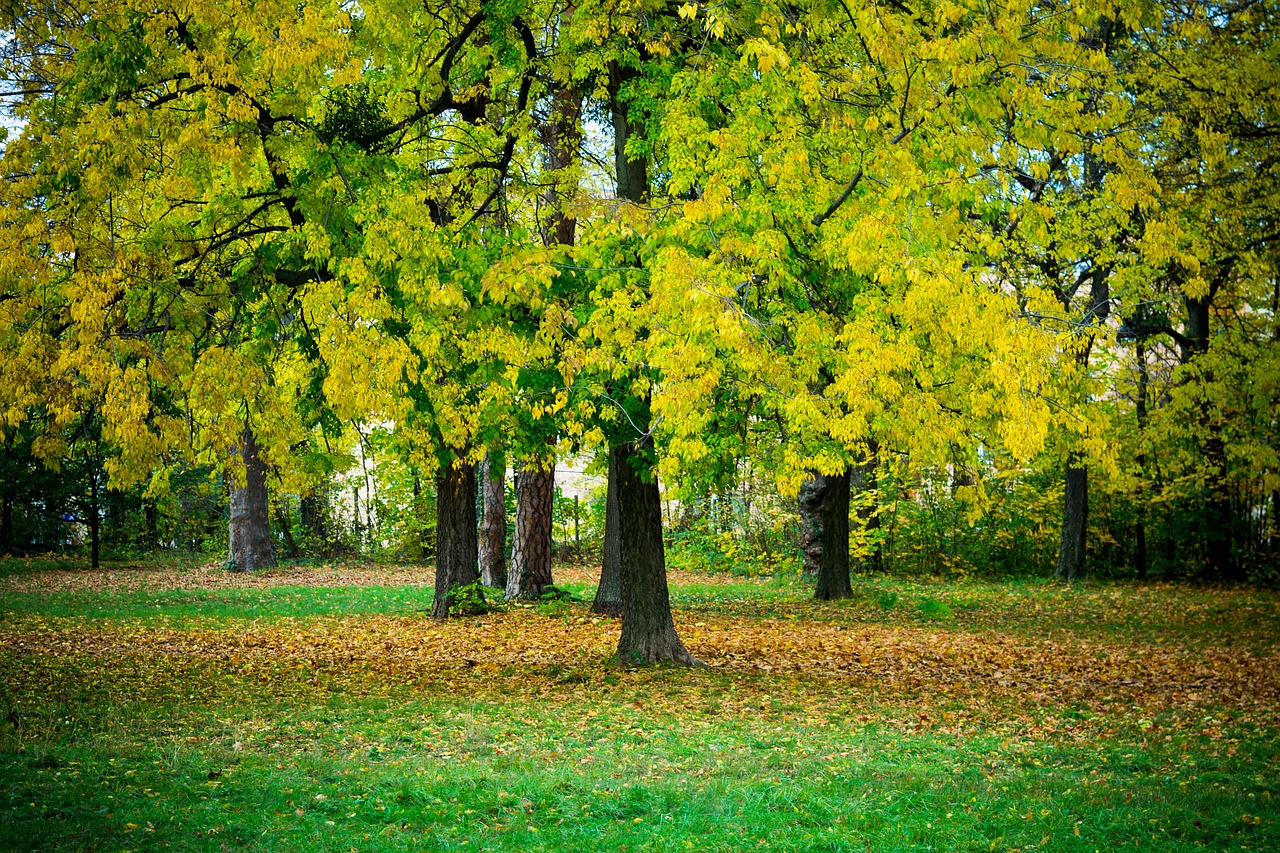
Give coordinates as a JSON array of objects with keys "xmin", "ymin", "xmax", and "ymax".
[{"xmin": 0, "ymin": 553, "xmax": 1276, "ymax": 851}]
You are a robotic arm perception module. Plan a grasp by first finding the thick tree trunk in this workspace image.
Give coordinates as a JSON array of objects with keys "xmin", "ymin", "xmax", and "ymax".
[
  {"xmin": 1056, "ymin": 455, "xmax": 1088, "ymax": 581},
  {"xmin": 228, "ymin": 427, "xmax": 275, "ymax": 572},
  {"xmin": 479, "ymin": 453, "xmax": 507, "ymax": 589},
  {"xmin": 814, "ymin": 467, "xmax": 853, "ymax": 601},
  {"xmin": 614, "ymin": 440, "xmax": 695, "ymax": 666},
  {"xmin": 507, "ymin": 461, "xmax": 555, "ymax": 599},
  {"xmin": 431, "ymin": 459, "xmax": 481, "ymax": 619},
  {"xmin": 592, "ymin": 451, "xmax": 623, "ymax": 616},
  {"xmin": 609, "ymin": 63, "xmax": 648, "ymax": 206},
  {"xmin": 797, "ymin": 474, "xmax": 825, "ymax": 580}
]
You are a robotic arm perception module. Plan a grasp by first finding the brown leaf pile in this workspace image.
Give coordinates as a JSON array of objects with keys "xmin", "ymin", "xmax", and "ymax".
[
  {"xmin": 0, "ymin": 560, "xmax": 434, "ymax": 594},
  {"xmin": 4, "ymin": 608, "xmax": 1276, "ymax": 739},
  {"xmin": 0, "ymin": 560, "xmax": 745, "ymax": 594}
]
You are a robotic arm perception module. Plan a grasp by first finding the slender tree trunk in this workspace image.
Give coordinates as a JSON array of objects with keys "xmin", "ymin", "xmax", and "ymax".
[
  {"xmin": 614, "ymin": 439, "xmax": 696, "ymax": 665},
  {"xmin": 228, "ymin": 426, "xmax": 275, "ymax": 572},
  {"xmin": 814, "ymin": 467, "xmax": 853, "ymax": 600},
  {"xmin": 1056, "ymin": 454, "xmax": 1088, "ymax": 581},
  {"xmin": 797, "ymin": 474, "xmax": 825, "ymax": 580},
  {"xmin": 1203, "ymin": 434, "xmax": 1235, "ymax": 580},
  {"xmin": 1, "ymin": 495, "xmax": 12, "ymax": 553},
  {"xmin": 88, "ymin": 472, "xmax": 100, "ymax": 570},
  {"xmin": 507, "ymin": 460, "xmax": 555, "ymax": 599},
  {"xmin": 275, "ymin": 497, "xmax": 299, "ymax": 558},
  {"xmin": 143, "ymin": 503, "xmax": 159, "ymax": 550},
  {"xmin": 1135, "ymin": 341, "xmax": 1149, "ymax": 581},
  {"xmin": 1181, "ymin": 293, "xmax": 1236, "ymax": 580},
  {"xmin": 431, "ymin": 458, "xmax": 481, "ymax": 619},
  {"xmin": 351, "ymin": 484, "xmax": 362, "ymax": 548},
  {"xmin": 1271, "ymin": 490, "xmax": 1280, "ymax": 560},
  {"xmin": 300, "ymin": 490, "xmax": 330, "ymax": 558},
  {"xmin": 592, "ymin": 451, "xmax": 623, "ymax": 616},
  {"xmin": 479, "ymin": 453, "xmax": 507, "ymax": 589}
]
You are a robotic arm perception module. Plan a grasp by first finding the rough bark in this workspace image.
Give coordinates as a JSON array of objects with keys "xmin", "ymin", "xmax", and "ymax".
[
  {"xmin": 606, "ymin": 51, "xmax": 689, "ymax": 663},
  {"xmin": 614, "ymin": 440, "xmax": 695, "ymax": 666},
  {"xmin": 507, "ymin": 461, "xmax": 555, "ymax": 599},
  {"xmin": 813, "ymin": 467, "xmax": 853, "ymax": 601},
  {"xmin": 431, "ymin": 459, "xmax": 481, "ymax": 619},
  {"xmin": 228, "ymin": 427, "xmax": 275, "ymax": 573},
  {"xmin": 592, "ymin": 451, "xmax": 623, "ymax": 616},
  {"xmin": 797, "ymin": 474, "xmax": 825, "ymax": 580},
  {"xmin": 479, "ymin": 453, "xmax": 507, "ymax": 589},
  {"xmin": 1056, "ymin": 455, "xmax": 1088, "ymax": 582},
  {"xmin": 539, "ymin": 76, "xmax": 582, "ymax": 247}
]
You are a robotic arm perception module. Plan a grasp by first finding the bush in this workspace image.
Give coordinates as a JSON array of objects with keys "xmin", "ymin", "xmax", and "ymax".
[
  {"xmin": 448, "ymin": 580, "xmax": 488, "ymax": 617},
  {"xmin": 915, "ymin": 598, "xmax": 953, "ymax": 621}
]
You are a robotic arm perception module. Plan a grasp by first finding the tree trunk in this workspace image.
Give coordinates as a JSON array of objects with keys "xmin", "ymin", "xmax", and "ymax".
[
  {"xmin": 1180, "ymin": 294, "xmax": 1237, "ymax": 580},
  {"xmin": 1203, "ymin": 434, "xmax": 1235, "ymax": 580},
  {"xmin": 431, "ymin": 458, "xmax": 481, "ymax": 619},
  {"xmin": 143, "ymin": 503, "xmax": 159, "ymax": 550},
  {"xmin": 228, "ymin": 427, "xmax": 275, "ymax": 572},
  {"xmin": 1135, "ymin": 341, "xmax": 1149, "ymax": 581},
  {"xmin": 614, "ymin": 439, "xmax": 695, "ymax": 666},
  {"xmin": 479, "ymin": 453, "xmax": 507, "ymax": 589},
  {"xmin": 88, "ymin": 471, "xmax": 100, "ymax": 570},
  {"xmin": 609, "ymin": 62, "xmax": 648, "ymax": 206},
  {"xmin": 300, "ymin": 490, "xmax": 331, "ymax": 558},
  {"xmin": 1, "ymin": 495, "xmax": 13, "ymax": 553},
  {"xmin": 814, "ymin": 467, "xmax": 853, "ymax": 600},
  {"xmin": 797, "ymin": 474, "xmax": 825, "ymax": 580},
  {"xmin": 507, "ymin": 460, "xmax": 555, "ymax": 599},
  {"xmin": 592, "ymin": 451, "xmax": 623, "ymax": 616},
  {"xmin": 1056, "ymin": 455, "xmax": 1088, "ymax": 581},
  {"xmin": 606, "ymin": 50, "xmax": 688, "ymax": 662},
  {"xmin": 275, "ymin": 498, "xmax": 299, "ymax": 559},
  {"xmin": 1271, "ymin": 490, "xmax": 1280, "ymax": 560}
]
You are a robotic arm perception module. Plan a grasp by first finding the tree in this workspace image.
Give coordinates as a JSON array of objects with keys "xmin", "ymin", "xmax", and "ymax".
[
  {"xmin": 0, "ymin": 0, "xmax": 361, "ymax": 570},
  {"xmin": 228, "ymin": 425, "xmax": 275, "ymax": 572},
  {"xmin": 507, "ymin": 461, "xmax": 556, "ymax": 598},
  {"xmin": 479, "ymin": 452, "xmax": 508, "ymax": 589}
]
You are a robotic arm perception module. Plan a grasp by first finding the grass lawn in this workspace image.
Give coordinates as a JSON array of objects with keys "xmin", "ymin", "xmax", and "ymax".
[{"xmin": 1, "ymin": 555, "xmax": 1276, "ymax": 851}]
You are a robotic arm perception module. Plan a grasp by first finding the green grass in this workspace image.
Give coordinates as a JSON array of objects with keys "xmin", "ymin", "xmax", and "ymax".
[
  {"xmin": 0, "ymin": 585, "xmax": 437, "ymax": 624},
  {"xmin": 1, "ymin": 555, "xmax": 1277, "ymax": 851},
  {"xmin": 2, "ymin": 694, "xmax": 1275, "ymax": 852}
]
